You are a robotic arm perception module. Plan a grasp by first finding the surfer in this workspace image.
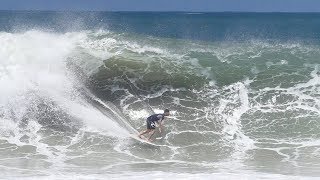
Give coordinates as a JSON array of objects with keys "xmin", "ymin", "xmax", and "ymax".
[{"xmin": 138, "ymin": 109, "xmax": 170, "ymax": 141}]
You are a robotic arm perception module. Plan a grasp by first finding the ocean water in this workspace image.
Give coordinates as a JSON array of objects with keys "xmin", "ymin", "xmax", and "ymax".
[{"xmin": 1, "ymin": 11, "xmax": 320, "ymax": 179}]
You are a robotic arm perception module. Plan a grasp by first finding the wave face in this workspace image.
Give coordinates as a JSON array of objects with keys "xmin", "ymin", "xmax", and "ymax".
[{"xmin": 1, "ymin": 11, "xmax": 320, "ymax": 179}]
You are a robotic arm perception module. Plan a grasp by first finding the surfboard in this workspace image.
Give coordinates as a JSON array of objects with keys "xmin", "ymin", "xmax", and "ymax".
[{"xmin": 129, "ymin": 134, "xmax": 162, "ymax": 147}]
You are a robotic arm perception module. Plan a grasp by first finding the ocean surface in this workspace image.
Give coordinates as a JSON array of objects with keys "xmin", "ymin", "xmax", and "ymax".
[{"xmin": 1, "ymin": 11, "xmax": 320, "ymax": 179}]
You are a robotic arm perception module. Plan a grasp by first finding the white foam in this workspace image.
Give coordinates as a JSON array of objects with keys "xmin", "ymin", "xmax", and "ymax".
[
  {"xmin": 222, "ymin": 82, "xmax": 255, "ymax": 152},
  {"xmin": 13, "ymin": 170, "xmax": 318, "ymax": 180},
  {"xmin": 0, "ymin": 30, "xmax": 133, "ymax": 140}
]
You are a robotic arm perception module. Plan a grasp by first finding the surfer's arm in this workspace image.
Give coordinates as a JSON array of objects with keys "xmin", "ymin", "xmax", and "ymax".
[{"xmin": 158, "ymin": 119, "xmax": 164, "ymax": 133}]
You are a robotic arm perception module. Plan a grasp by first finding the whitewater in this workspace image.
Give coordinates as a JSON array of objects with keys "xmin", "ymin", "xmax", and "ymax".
[{"xmin": 1, "ymin": 11, "xmax": 320, "ymax": 179}]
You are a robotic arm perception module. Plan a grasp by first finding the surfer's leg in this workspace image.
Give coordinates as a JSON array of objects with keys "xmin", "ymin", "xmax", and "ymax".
[
  {"xmin": 138, "ymin": 129, "xmax": 151, "ymax": 138},
  {"xmin": 147, "ymin": 129, "xmax": 155, "ymax": 141},
  {"xmin": 138, "ymin": 120, "xmax": 152, "ymax": 138}
]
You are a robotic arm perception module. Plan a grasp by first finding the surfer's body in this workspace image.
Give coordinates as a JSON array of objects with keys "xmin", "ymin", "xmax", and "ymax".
[{"xmin": 138, "ymin": 109, "xmax": 170, "ymax": 141}]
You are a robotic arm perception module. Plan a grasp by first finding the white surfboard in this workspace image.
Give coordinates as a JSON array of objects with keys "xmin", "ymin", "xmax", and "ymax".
[{"xmin": 129, "ymin": 134, "xmax": 162, "ymax": 147}]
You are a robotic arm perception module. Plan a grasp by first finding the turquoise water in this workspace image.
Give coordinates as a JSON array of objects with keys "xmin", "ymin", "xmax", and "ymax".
[
  {"xmin": 2, "ymin": 11, "xmax": 320, "ymax": 42},
  {"xmin": 1, "ymin": 11, "xmax": 320, "ymax": 179}
]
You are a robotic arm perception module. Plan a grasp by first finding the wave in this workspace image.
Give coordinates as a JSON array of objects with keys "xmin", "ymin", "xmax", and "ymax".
[{"xmin": 1, "ymin": 29, "xmax": 320, "ymax": 177}]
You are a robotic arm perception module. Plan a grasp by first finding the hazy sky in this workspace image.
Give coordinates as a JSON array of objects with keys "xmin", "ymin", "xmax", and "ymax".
[{"xmin": 1, "ymin": 0, "xmax": 320, "ymax": 12}]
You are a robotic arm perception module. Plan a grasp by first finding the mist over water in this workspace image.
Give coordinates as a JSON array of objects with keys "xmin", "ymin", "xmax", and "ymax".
[{"xmin": 1, "ymin": 11, "xmax": 320, "ymax": 179}]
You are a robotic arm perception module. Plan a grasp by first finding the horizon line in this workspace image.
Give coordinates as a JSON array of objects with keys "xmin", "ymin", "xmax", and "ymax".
[{"xmin": 1, "ymin": 9, "xmax": 320, "ymax": 13}]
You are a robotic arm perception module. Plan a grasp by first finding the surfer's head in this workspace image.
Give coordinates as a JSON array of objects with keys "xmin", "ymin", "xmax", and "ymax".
[{"xmin": 164, "ymin": 109, "xmax": 170, "ymax": 116}]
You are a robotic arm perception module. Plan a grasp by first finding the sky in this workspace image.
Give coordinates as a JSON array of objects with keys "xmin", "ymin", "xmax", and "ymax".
[{"xmin": 1, "ymin": 0, "xmax": 320, "ymax": 12}]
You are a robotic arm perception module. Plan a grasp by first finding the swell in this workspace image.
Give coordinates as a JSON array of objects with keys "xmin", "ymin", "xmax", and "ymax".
[{"xmin": 1, "ymin": 29, "xmax": 320, "ymax": 176}]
